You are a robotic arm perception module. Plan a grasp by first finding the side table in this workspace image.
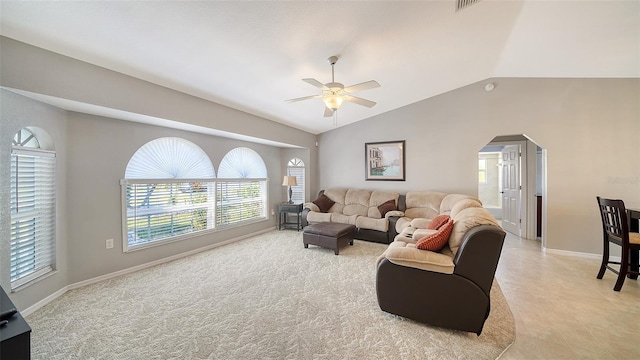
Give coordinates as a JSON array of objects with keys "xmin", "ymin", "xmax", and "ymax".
[{"xmin": 278, "ymin": 202, "xmax": 303, "ymax": 231}]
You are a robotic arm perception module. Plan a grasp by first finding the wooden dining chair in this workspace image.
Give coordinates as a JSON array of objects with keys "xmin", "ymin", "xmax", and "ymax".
[{"xmin": 596, "ymin": 196, "xmax": 640, "ymax": 291}]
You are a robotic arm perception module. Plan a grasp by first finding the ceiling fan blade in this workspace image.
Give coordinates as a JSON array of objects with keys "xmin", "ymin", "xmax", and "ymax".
[
  {"xmin": 344, "ymin": 95, "xmax": 377, "ymax": 108},
  {"xmin": 303, "ymin": 78, "xmax": 329, "ymax": 90},
  {"xmin": 285, "ymin": 94, "xmax": 321, "ymax": 103},
  {"xmin": 324, "ymin": 106, "xmax": 334, "ymax": 117},
  {"xmin": 344, "ymin": 80, "xmax": 380, "ymax": 93}
]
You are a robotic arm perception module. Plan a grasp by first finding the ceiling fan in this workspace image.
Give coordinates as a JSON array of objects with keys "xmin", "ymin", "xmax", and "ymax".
[{"xmin": 286, "ymin": 56, "xmax": 380, "ymax": 117}]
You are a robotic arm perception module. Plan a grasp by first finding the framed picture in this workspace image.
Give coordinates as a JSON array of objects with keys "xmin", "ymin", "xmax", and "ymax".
[{"xmin": 365, "ymin": 140, "xmax": 405, "ymax": 181}]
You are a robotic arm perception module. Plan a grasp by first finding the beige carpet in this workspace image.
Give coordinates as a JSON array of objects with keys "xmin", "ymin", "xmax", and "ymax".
[{"xmin": 27, "ymin": 230, "xmax": 515, "ymax": 359}]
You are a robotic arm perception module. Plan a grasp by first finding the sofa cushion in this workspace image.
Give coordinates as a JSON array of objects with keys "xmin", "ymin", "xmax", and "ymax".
[
  {"xmin": 376, "ymin": 199, "xmax": 397, "ymax": 218},
  {"xmin": 450, "ymin": 198, "xmax": 483, "ymax": 218},
  {"xmin": 416, "ymin": 219, "xmax": 454, "ymax": 251},
  {"xmin": 380, "ymin": 241, "xmax": 455, "ymax": 274},
  {"xmin": 343, "ymin": 204, "xmax": 369, "ymax": 217},
  {"xmin": 356, "ymin": 216, "xmax": 389, "ymax": 232},
  {"xmin": 405, "ymin": 191, "xmax": 447, "ymax": 209},
  {"xmin": 404, "ymin": 191, "xmax": 447, "ymax": 219},
  {"xmin": 346, "ymin": 188, "xmax": 372, "ymax": 205},
  {"xmin": 440, "ymin": 194, "xmax": 478, "ymax": 215},
  {"xmin": 324, "ymin": 188, "xmax": 348, "ymax": 203},
  {"xmin": 307, "ymin": 211, "xmax": 331, "ymax": 223},
  {"xmin": 330, "ymin": 213, "xmax": 358, "ymax": 225},
  {"xmin": 449, "ymin": 207, "xmax": 499, "ymax": 254},
  {"xmin": 427, "ymin": 214, "xmax": 451, "ymax": 230},
  {"xmin": 313, "ymin": 193, "xmax": 335, "ymax": 213}
]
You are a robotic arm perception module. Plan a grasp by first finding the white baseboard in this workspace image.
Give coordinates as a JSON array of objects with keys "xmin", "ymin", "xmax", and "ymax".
[
  {"xmin": 21, "ymin": 286, "xmax": 69, "ymax": 317},
  {"xmin": 22, "ymin": 228, "xmax": 273, "ymax": 317},
  {"xmin": 542, "ymin": 247, "xmax": 620, "ymax": 262}
]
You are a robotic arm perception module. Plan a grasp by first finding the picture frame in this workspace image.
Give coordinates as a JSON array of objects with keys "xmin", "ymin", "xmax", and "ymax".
[{"xmin": 365, "ymin": 140, "xmax": 405, "ymax": 181}]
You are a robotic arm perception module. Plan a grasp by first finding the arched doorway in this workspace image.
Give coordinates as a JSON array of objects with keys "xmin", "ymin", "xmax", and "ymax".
[{"xmin": 478, "ymin": 134, "xmax": 546, "ymax": 244}]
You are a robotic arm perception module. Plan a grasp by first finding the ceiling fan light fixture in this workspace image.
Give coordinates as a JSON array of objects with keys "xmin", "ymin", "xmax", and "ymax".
[
  {"xmin": 323, "ymin": 94, "xmax": 343, "ymax": 110},
  {"xmin": 286, "ymin": 55, "xmax": 379, "ymax": 116}
]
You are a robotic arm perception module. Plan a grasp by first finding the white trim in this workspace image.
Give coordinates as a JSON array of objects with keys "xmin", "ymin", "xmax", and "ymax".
[
  {"xmin": 21, "ymin": 286, "xmax": 68, "ymax": 317},
  {"xmin": 542, "ymin": 247, "xmax": 620, "ymax": 262},
  {"xmin": 22, "ymin": 228, "xmax": 273, "ymax": 317}
]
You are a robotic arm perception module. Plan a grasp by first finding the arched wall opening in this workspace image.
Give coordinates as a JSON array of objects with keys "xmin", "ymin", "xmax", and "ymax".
[{"xmin": 478, "ymin": 134, "xmax": 546, "ymax": 246}]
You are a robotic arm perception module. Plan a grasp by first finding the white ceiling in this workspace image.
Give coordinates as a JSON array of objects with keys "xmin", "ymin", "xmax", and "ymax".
[{"xmin": 1, "ymin": 1, "xmax": 638, "ymax": 135}]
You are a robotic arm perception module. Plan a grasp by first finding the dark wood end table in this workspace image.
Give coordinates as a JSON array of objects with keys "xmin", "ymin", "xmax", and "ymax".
[{"xmin": 278, "ymin": 202, "xmax": 303, "ymax": 231}]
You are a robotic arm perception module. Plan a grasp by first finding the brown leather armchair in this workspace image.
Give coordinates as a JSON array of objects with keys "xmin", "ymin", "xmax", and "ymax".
[{"xmin": 376, "ymin": 224, "xmax": 506, "ymax": 335}]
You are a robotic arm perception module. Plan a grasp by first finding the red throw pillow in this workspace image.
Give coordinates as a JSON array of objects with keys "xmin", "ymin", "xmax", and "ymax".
[
  {"xmin": 312, "ymin": 193, "xmax": 335, "ymax": 213},
  {"xmin": 416, "ymin": 219, "xmax": 454, "ymax": 251},
  {"xmin": 377, "ymin": 199, "xmax": 396, "ymax": 218},
  {"xmin": 427, "ymin": 214, "xmax": 451, "ymax": 230}
]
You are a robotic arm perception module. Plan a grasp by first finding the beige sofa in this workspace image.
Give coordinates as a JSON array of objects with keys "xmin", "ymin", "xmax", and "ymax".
[
  {"xmin": 303, "ymin": 188, "xmax": 402, "ymax": 243},
  {"xmin": 302, "ymin": 188, "xmax": 480, "ymax": 244}
]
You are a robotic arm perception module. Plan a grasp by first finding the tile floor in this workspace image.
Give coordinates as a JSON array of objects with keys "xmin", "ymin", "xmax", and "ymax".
[{"xmin": 496, "ymin": 232, "xmax": 640, "ymax": 359}]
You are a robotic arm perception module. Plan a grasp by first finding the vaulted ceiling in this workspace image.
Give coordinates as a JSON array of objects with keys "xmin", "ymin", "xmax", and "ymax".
[{"xmin": 1, "ymin": 1, "xmax": 638, "ymax": 134}]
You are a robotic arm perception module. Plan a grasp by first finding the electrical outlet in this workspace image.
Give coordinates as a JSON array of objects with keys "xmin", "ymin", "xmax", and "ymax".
[
  {"xmin": 105, "ymin": 238, "xmax": 114, "ymax": 249},
  {"xmin": 271, "ymin": 209, "xmax": 275, "ymax": 216}
]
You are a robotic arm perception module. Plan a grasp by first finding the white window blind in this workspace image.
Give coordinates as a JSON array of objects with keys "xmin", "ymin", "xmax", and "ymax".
[
  {"xmin": 217, "ymin": 147, "xmax": 269, "ymax": 227},
  {"xmin": 123, "ymin": 180, "xmax": 215, "ymax": 250},
  {"xmin": 122, "ymin": 143, "xmax": 269, "ymax": 251},
  {"xmin": 10, "ymin": 148, "xmax": 56, "ymax": 289},
  {"xmin": 287, "ymin": 158, "xmax": 305, "ymax": 204},
  {"xmin": 216, "ymin": 179, "xmax": 267, "ymax": 227},
  {"xmin": 122, "ymin": 138, "xmax": 217, "ymax": 251}
]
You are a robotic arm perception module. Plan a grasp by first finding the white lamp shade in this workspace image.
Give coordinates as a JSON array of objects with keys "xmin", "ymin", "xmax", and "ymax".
[{"xmin": 282, "ymin": 175, "xmax": 297, "ymax": 186}]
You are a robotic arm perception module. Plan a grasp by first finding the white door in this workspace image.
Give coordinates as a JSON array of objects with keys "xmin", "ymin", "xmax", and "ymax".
[{"xmin": 501, "ymin": 145, "xmax": 521, "ymax": 236}]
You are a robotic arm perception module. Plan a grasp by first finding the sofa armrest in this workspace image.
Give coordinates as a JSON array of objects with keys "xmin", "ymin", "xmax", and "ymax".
[
  {"xmin": 453, "ymin": 224, "xmax": 506, "ymax": 296},
  {"xmin": 384, "ymin": 210, "xmax": 404, "ymax": 219},
  {"xmin": 304, "ymin": 202, "xmax": 320, "ymax": 212},
  {"xmin": 409, "ymin": 218, "xmax": 432, "ymax": 229},
  {"xmin": 387, "ymin": 215, "xmax": 401, "ymax": 242},
  {"xmin": 301, "ymin": 207, "xmax": 311, "ymax": 227}
]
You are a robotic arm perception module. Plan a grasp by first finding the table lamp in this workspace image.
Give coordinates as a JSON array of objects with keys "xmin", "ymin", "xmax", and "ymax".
[{"xmin": 282, "ymin": 176, "xmax": 297, "ymax": 204}]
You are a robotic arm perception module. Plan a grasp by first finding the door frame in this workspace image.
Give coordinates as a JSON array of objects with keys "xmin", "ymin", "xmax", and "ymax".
[
  {"xmin": 483, "ymin": 139, "xmax": 532, "ymax": 239},
  {"xmin": 482, "ymin": 135, "xmax": 546, "ymax": 243}
]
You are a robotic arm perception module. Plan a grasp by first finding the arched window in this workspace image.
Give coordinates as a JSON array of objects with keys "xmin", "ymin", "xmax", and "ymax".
[
  {"xmin": 122, "ymin": 137, "xmax": 215, "ymax": 251},
  {"xmin": 10, "ymin": 127, "xmax": 56, "ymax": 289},
  {"xmin": 217, "ymin": 147, "xmax": 268, "ymax": 226},
  {"xmin": 287, "ymin": 158, "xmax": 305, "ymax": 204}
]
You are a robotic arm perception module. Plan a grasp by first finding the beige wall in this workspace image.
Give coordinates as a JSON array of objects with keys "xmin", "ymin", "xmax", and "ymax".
[
  {"xmin": 318, "ymin": 78, "xmax": 640, "ymax": 255},
  {"xmin": 0, "ymin": 37, "xmax": 319, "ymax": 310}
]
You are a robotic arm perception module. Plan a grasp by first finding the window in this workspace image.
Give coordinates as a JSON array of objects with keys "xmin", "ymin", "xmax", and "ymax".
[
  {"xmin": 10, "ymin": 128, "xmax": 56, "ymax": 289},
  {"xmin": 287, "ymin": 158, "xmax": 305, "ymax": 204},
  {"xmin": 217, "ymin": 147, "xmax": 268, "ymax": 227},
  {"xmin": 478, "ymin": 158, "xmax": 487, "ymax": 184},
  {"xmin": 122, "ymin": 137, "xmax": 215, "ymax": 251}
]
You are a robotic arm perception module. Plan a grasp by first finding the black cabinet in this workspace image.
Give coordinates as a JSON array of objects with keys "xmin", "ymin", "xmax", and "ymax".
[{"xmin": 1, "ymin": 286, "xmax": 31, "ymax": 360}]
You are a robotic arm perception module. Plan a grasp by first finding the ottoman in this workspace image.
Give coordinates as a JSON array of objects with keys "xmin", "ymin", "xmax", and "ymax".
[{"xmin": 303, "ymin": 222, "xmax": 356, "ymax": 255}]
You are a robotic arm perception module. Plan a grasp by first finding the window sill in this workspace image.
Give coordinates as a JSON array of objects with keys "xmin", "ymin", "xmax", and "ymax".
[{"xmin": 124, "ymin": 217, "xmax": 269, "ymax": 253}]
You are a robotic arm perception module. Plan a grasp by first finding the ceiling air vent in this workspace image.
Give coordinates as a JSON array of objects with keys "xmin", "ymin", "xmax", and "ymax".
[{"xmin": 456, "ymin": 0, "xmax": 481, "ymax": 11}]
